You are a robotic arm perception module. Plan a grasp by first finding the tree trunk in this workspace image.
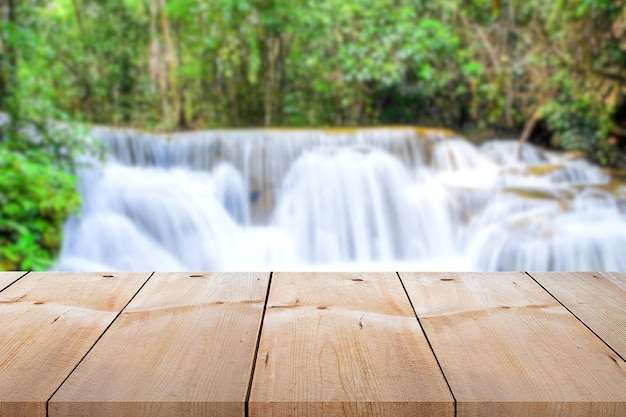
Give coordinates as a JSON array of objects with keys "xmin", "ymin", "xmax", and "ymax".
[
  {"xmin": 71, "ymin": 0, "xmax": 85, "ymax": 36},
  {"xmin": 70, "ymin": 0, "xmax": 96, "ymax": 121},
  {"xmin": 517, "ymin": 107, "xmax": 540, "ymax": 157},
  {"xmin": 148, "ymin": 0, "xmax": 168, "ymax": 121},
  {"xmin": 158, "ymin": 0, "xmax": 180, "ymax": 129},
  {"xmin": 492, "ymin": 0, "xmax": 500, "ymax": 17},
  {"xmin": 0, "ymin": 0, "xmax": 19, "ymax": 120},
  {"xmin": 502, "ymin": 0, "xmax": 515, "ymax": 128},
  {"xmin": 262, "ymin": 35, "xmax": 288, "ymax": 126}
]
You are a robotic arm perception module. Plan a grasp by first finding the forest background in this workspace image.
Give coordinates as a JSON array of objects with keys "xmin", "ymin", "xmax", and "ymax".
[{"xmin": 1, "ymin": 0, "xmax": 626, "ymax": 269}]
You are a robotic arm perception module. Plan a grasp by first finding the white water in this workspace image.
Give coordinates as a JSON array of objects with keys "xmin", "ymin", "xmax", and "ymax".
[{"xmin": 57, "ymin": 128, "xmax": 626, "ymax": 271}]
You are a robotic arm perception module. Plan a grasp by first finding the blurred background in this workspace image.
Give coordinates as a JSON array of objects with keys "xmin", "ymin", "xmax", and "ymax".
[{"xmin": 1, "ymin": 0, "xmax": 626, "ymax": 271}]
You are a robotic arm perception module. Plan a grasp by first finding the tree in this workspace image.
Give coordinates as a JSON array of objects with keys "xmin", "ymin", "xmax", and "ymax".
[
  {"xmin": 0, "ymin": 0, "xmax": 85, "ymax": 270},
  {"xmin": 0, "ymin": 0, "xmax": 19, "ymax": 121},
  {"xmin": 6, "ymin": 0, "xmax": 626, "ymax": 165}
]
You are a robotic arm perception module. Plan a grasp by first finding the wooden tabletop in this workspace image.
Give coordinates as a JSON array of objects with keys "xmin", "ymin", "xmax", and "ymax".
[{"xmin": 0, "ymin": 272, "xmax": 624, "ymax": 417}]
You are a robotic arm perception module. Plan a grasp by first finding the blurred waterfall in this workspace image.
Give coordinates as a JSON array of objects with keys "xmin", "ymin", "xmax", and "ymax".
[{"xmin": 57, "ymin": 128, "xmax": 626, "ymax": 271}]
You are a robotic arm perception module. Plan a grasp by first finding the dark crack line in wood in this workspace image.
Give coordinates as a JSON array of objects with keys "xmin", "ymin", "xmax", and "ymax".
[
  {"xmin": 45, "ymin": 271, "xmax": 155, "ymax": 417},
  {"xmin": 396, "ymin": 271, "xmax": 458, "ymax": 417},
  {"xmin": 0, "ymin": 270, "xmax": 30, "ymax": 293},
  {"xmin": 525, "ymin": 271, "xmax": 626, "ymax": 365},
  {"xmin": 245, "ymin": 271, "xmax": 273, "ymax": 417}
]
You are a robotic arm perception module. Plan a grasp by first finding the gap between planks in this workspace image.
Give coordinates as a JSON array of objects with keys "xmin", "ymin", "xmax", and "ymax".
[
  {"xmin": 526, "ymin": 272, "xmax": 626, "ymax": 363},
  {"xmin": 0, "ymin": 272, "xmax": 154, "ymax": 417},
  {"xmin": 49, "ymin": 272, "xmax": 271, "ymax": 417},
  {"xmin": 396, "ymin": 271, "xmax": 458, "ymax": 417},
  {"xmin": 0, "ymin": 271, "xmax": 29, "ymax": 292},
  {"xmin": 45, "ymin": 272, "xmax": 155, "ymax": 416},
  {"xmin": 399, "ymin": 272, "xmax": 626, "ymax": 417},
  {"xmin": 244, "ymin": 271, "xmax": 274, "ymax": 417}
]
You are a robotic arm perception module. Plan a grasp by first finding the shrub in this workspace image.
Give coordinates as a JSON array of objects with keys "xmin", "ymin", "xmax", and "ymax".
[{"xmin": 0, "ymin": 124, "xmax": 82, "ymax": 270}]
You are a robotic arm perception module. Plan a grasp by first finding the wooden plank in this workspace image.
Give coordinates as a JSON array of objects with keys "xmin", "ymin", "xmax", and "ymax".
[
  {"xmin": 0, "ymin": 272, "xmax": 150, "ymax": 417},
  {"xmin": 0, "ymin": 271, "xmax": 26, "ymax": 291},
  {"xmin": 530, "ymin": 272, "xmax": 626, "ymax": 360},
  {"xmin": 50, "ymin": 272, "xmax": 270, "ymax": 417},
  {"xmin": 249, "ymin": 272, "xmax": 454, "ymax": 417},
  {"xmin": 602, "ymin": 272, "xmax": 626, "ymax": 290},
  {"xmin": 399, "ymin": 272, "xmax": 626, "ymax": 417}
]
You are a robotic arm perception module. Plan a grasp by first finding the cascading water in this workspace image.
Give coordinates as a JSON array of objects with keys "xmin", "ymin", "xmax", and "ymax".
[
  {"xmin": 56, "ymin": 127, "xmax": 626, "ymax": 271},
  {"xmin": 272, "ymin": 147, "xmax": 427, "ymax": 263}
]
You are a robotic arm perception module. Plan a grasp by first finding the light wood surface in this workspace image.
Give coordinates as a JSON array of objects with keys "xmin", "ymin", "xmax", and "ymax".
[
  {"xmin": 0, "ymin": 271, "xmax": 26, "ymax": 291},
  {"xmin": 249, "ymin": 272, "xmax": 454, "ymax": 417},
  {"xmin": 0, "ymin": 272, "xmax": 150, "ymax": 417},
  {"xmin": 530, "ymin": 272, "xmax": 626, "ymax": 360},
  {"xmin": 50, "ymin": 272, "xmax": 270, "ymax": 417},
  {"xmin": 399, "ymin": 272, "xmax": 626, "ymax": 417},
  {"xmin": 602, "ymin": 272, "xmax": 626, "ymax": 290},
  {"xmin": 1, "ymin": 272, "xmax": 625, "ymax": 417}
]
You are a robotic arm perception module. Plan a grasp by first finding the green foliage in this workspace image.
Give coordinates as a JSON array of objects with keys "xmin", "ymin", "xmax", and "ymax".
[
  {"xmin": 0, "ymin": 1, "xmax": 96, "ymax": 271},
  {"xmin": 5, "ymin": 0, "xmax": 626, "ymax": 163},
  {"xmin": 0, "ymin": 128, "xmax": 80, "ymax": 270},
  {"xmin": 543, "ymin": 99, "xmax": 616, "ymax": 166}
]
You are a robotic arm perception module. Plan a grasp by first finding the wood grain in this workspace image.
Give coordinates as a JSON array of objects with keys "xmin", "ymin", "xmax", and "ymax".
[
  {"xmin": 530, "ymin": 272, "xmax": 626, "ymax": 360},
  {"xmin": 0, "ymin": 271, "xmax": 26, "ymax": 291},
  {"xmin": 50, "ymin": 272, "xmax": 270, "ymax": 417},
  {"xmin": 249, "ymin": 272, "xmax": 454, "ymax": 417},
  {"xmin": 399, "ymin": 272, "xmax": 626, "ymax": 417},
  {"xmin": 602, "ymin": 272, "xmax": 626, "ymax": 291},
  {"xmin": 0, "ymin": 272, "xmax": 150, "ymax": 417}
]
